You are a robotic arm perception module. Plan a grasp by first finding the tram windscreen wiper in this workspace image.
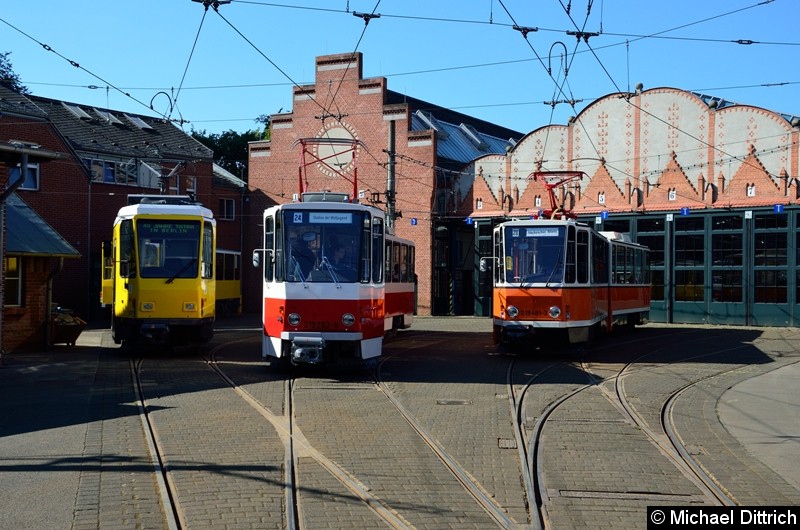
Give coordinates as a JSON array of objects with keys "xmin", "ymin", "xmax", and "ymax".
[
  {"xmin": 545, "ymin": 247, "xmax": 563, "ymax": 287},
  {"xmin": 319, "ymin": 255, "xmax": 340, "ymax": 286},
  {"xmin": 165, "ymin": 258, "xmax": 197, "ymax": 284},
  {"xmin": 289, "ymin": 255, "xmax": 308, "ymax": 285}
]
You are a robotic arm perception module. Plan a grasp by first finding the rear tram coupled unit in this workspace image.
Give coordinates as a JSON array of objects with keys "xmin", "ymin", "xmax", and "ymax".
[
  {"xmin": 483, "ymin": 171, "xmax": 651, "ymax": 349},
  {"xmin": 101, "ymin": 195, "xmax": 216, "ymax": 346},
  {"xmin": 252, "ymin": 192, "xmax": 415, "ymax": 367}
]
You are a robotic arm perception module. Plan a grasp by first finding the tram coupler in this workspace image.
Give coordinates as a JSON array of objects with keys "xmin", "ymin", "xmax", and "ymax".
[
  {"xmin": 291, "ymin": 336, "xmax": 325, "ymax": 364},
  {"xmin": 140, "ymin": 323, "xmax": 169, "ymax": 345}
]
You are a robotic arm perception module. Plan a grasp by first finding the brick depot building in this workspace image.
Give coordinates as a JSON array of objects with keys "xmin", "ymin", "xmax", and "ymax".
[
  {"xmin": 247, "ymin": 52, "xmax": 800, "ymax": 327},
  {"xmin": 246, "ymin": 52, "xmax": 522, "ymax": 316}
]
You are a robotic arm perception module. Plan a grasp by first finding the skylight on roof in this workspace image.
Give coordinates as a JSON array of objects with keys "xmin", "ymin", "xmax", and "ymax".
[
  {"xmin": 415, "ymin": 110, "xmax": 449, "ymax": 139},
  {"xmin": 94, "ymin": 108, "xmax": 123, "ymax": 125},
  {"xmin": 459, "ymin": 123, "xmax": 488, "ymax": 151},
  {"xmin": 124, "ymin": 114, "xmax": 153, "ymax": 130},
  {"xmin": 62, "ymin": 102, "xmax": 93, "ymax": 120}
]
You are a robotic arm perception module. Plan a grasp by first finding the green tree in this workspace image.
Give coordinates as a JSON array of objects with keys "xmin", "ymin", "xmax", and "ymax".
[
  {"xmin": 0, "ymin": 51, "xmax": 30, "ymax": 94},
  {"xmin": 191, "ymin": 128, "xmax": 262, "ymax": 184}
]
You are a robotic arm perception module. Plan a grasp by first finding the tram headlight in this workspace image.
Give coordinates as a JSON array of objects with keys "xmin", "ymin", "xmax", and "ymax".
[
  {"xmin": 342, "ymin": 313, "xmax": 355, "ymax": 327},
  {"xmin": 507, "ymin": 305, "xmax": 519, "ymax": 319},
  {"xmin": 183, "ymin": 302, "xmax": 196, "ymax": 312},
  {"xmin": 548, "ymin": 306, "xmax": 561, "ymax": 319},
  {"xmin": 141, "ymin": 302, "xmax": 155, "ymax": 312},
  {"xmin": 287, "ymin": 313, "xmax": 301, "ymax": 326}
]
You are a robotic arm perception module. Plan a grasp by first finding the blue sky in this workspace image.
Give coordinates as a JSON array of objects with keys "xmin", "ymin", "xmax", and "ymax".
[{"xmin": 1, "ymin": 0, "xmax": 797, "ymax": 137}]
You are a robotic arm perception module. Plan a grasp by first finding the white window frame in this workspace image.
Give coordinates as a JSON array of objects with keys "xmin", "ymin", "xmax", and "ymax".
[
  {"xmin": 170, "ymin": 174, "xmax": 197, "ymax": 195},
  {"xmin": 9, "ymin": 163, "xmax": 40, "ymax": 191},
  {"xmin": 219, "ymin": 198, "xmax": 235, "ymax": 221}
]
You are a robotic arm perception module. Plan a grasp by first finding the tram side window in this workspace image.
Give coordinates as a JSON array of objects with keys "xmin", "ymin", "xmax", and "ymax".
[
  {"xmin": 565, "ymin": 226, "xmax": 576, "ymax": 283},
  {"xmin": 626, "ymin": 247, "xmax": 634, "ymax": 284},
  {"xmin": 216, "ymin": 253, "xmax": 240, "ymax": 281},
  {"xmin": 120, "ymin": 219, "xmax": 135, "ymax": 278},
  {"xmin": 634, "ymin": 249, "xmax": 644, "ymax": 284},
  {"xmin": 392, "ymin": 242, "xmax": 402, "ymax": 281},
  {"xmin": 399, "ymin": 243, "xmax": 409, "ymax": 281},
  {"xmin": 371, "ymin": 217, "xmax": 384, "ymax": 283},
  {"xmin": 264, "ymin": 217, "xmax": 275, "ymax": 282},
  {"xmin": 202, "ymin": 222, "xmax": 213, "ymax": 279},
  {"xmin": 591, "ymin": 233, "xmax": 607, "ymax": 283},
  {"xmin": 385, "ymin": 241, "xmax": 393, "ymax": 283},
  {"xmin": 495, "ymin": 229, "xmax": 503, "ymax": 284},
  {"xmin": 577, "ymin": 230, "xmax": 589, "ymax": 284},
  {"xmin": 612, "ymin": 245, "xmax": 626, "ymax": 284},
  {"xmin": 275, "ymin": 216, "xmax": 284, "ymax": 281},
  {"xmin": 408, "ymin": 245, "xmax": 415, "ymax": 282}
]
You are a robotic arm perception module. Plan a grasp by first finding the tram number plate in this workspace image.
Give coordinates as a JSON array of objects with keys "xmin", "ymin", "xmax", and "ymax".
[
  {"xmin": 521, "ymin": 309, "xmax": 546, "ymax": 317},
  {"xmin": 305, "ymin": 321, "xmax": 338, "ymax": 330}
]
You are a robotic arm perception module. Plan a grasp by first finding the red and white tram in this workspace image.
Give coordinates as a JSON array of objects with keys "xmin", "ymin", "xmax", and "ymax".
[{"xmin": 253, "ymin": 192, "xmax": 414, "ymax": 366}]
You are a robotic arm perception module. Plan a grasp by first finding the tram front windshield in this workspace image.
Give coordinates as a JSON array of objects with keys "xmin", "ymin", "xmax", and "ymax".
[
  {"xmin": 283, "ymin": 210, "xmax": 366, "ymax": 283},
  {"xmin": 503, "ymin": 225, "xmax": 565, "ymax": 284},
  {"xmin": 138, "ymin": 220, "xmax": 200, "ymax": 279}
]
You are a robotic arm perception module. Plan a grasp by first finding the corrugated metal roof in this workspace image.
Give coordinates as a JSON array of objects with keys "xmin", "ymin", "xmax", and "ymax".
[
  {"xmin": 384, "ymin": 89, "xmax": 520, "ymax": 165},
  {"xmin": 411, "ymin": 112, "xmax": 515, "ymax": 165},
  {"xmin": 5, "ymin": 193, "xmax": 80, "ymax": 258}
]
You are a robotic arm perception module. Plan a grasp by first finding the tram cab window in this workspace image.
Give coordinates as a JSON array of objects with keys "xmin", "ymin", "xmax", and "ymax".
[{"xmin": 503, "ymin": 225, "xmax": 565, "ymax": 283}]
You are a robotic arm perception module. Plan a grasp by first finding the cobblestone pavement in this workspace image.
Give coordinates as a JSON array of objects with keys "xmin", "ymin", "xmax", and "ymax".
[{"xmin": 0, "ymin": 317, "xmax": 797, "ymax": 529}]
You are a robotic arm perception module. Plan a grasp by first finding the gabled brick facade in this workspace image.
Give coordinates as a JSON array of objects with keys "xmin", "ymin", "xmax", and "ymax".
[
  {"xmin": 464, "ymin": 88, "xmax": 799, "ymax": 218},
  {"xmin": 246, "ymin": 53, "xmax": 521, "ymax": 315}
]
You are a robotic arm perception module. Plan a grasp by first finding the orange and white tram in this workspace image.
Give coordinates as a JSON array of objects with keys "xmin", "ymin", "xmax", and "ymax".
[
  {"xmin": 252, "ymin": 193, "xmax": 415, "ymax": 366},
  {"xmin": 487, "ymin": 217, "xmax": 650, "ymax": 348}
]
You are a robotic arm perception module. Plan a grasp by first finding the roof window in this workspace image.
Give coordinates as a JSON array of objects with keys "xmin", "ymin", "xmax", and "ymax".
[
  {"xmin": 459, "ymin": 123, "xmax": 488, "ymax": 151},
  {"xmin": 415, "ymin": 110, "xmax": 449, "ymax": 139},
  {"xmin": 94, "ymin": 108, "xmax": 123, "ymax": 125},
  {"xmin": 124, "ymin": 114, "xmax": 153, "ymax": 130},
  {"xmin": 62, "ymin": 102, "xmax": 93, "ymax": 120}
]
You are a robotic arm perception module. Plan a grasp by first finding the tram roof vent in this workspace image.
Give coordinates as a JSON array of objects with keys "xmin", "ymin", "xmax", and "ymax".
[{"xmin": 301, "ymin": 192, "xmax": 351, "ymax": 203}]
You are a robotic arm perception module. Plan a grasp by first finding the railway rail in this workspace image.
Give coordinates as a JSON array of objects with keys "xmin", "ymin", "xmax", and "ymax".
[{"xmin": 7, "ymin": 321, "xmax": 798, "ymax": 529}]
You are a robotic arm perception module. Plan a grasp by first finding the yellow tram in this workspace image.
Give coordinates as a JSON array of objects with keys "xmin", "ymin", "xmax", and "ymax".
[{"xmin": 101, "ymin": 195, "xmax": 216, "ymax": 346}]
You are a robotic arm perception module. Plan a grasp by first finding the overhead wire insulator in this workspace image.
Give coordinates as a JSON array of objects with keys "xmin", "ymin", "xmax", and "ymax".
[
  {"xmin": 353, "ymin": 12, "xmax": 381, "ymax": 25},
  {"xmin": 513, "ymin": 25, "xmax": 538, "ymax": 38},
  {"xmin": 566, "ymin": 30, "xmax": 600, "ymax": 43}
]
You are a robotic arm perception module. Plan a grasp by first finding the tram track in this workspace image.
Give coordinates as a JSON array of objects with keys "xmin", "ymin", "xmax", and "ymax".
[
  {"xmin": 502, "ymin": 328, "xmax": 741, "ymax": 529},
  {"xmin": 120, "ymin": 324, "xmax": 800, "ymax": 529},
  {"xmin": 130, "ymin": 335, "xmax": 421, "ymax": 529},
  {"xmin": 130, "ymin": 357, "xmax": 181, "ymax": 530},
  {"xmin": 499, "ymin": 325, "xmax": 800, "ymax": 529}
]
